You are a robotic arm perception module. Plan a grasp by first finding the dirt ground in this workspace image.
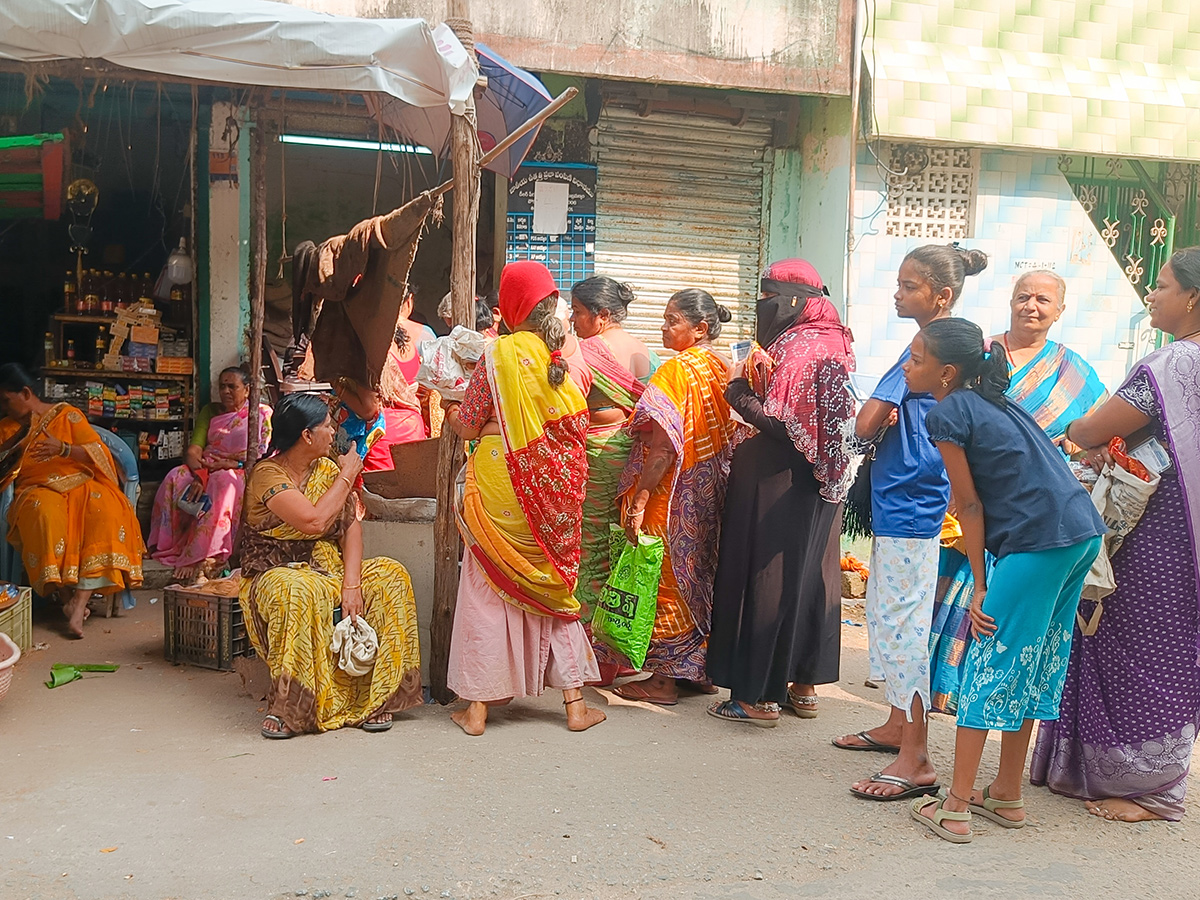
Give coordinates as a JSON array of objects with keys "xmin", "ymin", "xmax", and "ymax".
[{"xmin": 2, "ymin": 595, "xmax": 1197, "ymax": 900}]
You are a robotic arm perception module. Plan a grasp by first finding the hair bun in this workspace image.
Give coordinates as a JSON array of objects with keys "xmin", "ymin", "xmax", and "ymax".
[
  {"xmin": 617, "ymin": 282, "xmax": 636, "ymax": 308},
  {"xmin": 956, "ymin": 247, "xmax": 989, "ymax": 277},
  {"xmin": 716, "ymin": 304, "xmax": 732, "ymax": 323}
]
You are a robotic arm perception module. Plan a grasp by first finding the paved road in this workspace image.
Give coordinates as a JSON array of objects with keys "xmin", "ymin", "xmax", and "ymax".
[{"xmin": 2, "ymin": 598, "xmax": 1195, "ymax": 900}]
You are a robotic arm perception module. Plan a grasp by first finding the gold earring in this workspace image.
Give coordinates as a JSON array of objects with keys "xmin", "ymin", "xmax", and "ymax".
[
  {"xmin": 1189, "ymin": 300, "xmax": 1197, "ymax": 313},
  {"xmin": 940, "ymin": 378, "xmax": 949, "ymax": 388}
]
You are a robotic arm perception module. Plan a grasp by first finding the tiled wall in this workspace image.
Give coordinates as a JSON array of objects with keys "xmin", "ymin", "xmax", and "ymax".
[{"xmin": 848, "ymin": 148, "xmax": 1153, "ymax": 392}]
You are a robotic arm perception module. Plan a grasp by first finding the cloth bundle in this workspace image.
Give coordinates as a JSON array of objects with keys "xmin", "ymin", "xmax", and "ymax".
[
  {"xmin": 416, "ymin": 326, "xmax": 488, "ymax": 401},
  {"xmin": 329, "ymin": 616, "xmax": 379, "ymax": 676}
]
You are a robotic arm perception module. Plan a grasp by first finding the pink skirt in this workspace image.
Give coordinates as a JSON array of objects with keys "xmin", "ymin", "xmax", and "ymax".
[{"xmin": 448, "ymin": 554, "xmax": 599, "ymax": 701}]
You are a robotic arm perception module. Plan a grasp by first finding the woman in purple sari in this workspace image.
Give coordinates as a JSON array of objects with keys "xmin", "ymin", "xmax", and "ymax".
[{"xmin": 1031, "ymin": 247, "xmax": 1200, "ymax": 822}]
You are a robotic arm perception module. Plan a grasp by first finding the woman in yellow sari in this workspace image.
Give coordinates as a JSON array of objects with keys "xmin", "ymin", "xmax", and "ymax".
[
  {"xmin": 0, "ymin": 364, "xmax": 143, "ymax": 637},
  {"xmin": 443, "ymin": 260, "xmax": 606, "ymax": 736},
  {"xmin": 613, "ymin": 289, "xmax": 740, "ymax": 706},
  {"xmin": 238, "ymin": 393, "xmax": 422, "ymax": 738}
]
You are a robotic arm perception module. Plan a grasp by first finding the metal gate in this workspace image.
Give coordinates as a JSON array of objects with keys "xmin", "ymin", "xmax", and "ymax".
[{"xmin": 594, "ymin": 105, "xmax": 772, "ymax": 351}]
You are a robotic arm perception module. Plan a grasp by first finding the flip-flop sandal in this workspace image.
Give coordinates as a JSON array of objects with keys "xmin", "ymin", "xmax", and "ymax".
[
  {"xmin": 850, "ymin": 772, "xmax": 941, "ymax": 801},
  {"xmin": 260, "ymin": 714, "xmax": 296, "ymax": 740},
  {"xmin": 706, "ymin": 700, "xmax": 778, "ymax": 728},
  {"xmin": 361, "ymin": 715, "xmax": 393, "ymax": 733},
  {"xmin": 613, "ymin": 682, "xmax": 678, "ymax": 706},
  {"xmin": 831, "ymin": 731, "xmax": 901, "ymax": 753},
  {"xmin": 787, "ymin": 687, "xmax": 819, "ymax": 718},
  {"xmin": 910, "ymin": 794, "xmax": 973, "ymax": 844},
  {"xmin": 969, "ymin": 787, "xmax": 1026, "ymax": 828}
]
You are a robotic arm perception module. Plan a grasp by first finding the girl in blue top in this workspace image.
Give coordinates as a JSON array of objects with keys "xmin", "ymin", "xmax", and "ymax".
[
  {"xmin": 840, "ymin": 244, "xmax": 987, "ymax": 804},
  {"xmin": 905, "ymin": 318, "xmax": 1104, "ymax": 844}
]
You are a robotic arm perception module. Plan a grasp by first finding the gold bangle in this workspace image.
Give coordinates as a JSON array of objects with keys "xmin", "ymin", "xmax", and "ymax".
[
  {"xmin": 342, "ymin": 582, "xmax": 360, "ymax": 591},
  {"xmin": 339, "ymin": 475, "xmax": 353, "ymax": 488},
  {"xmin": 59, "ymin": 442, "xmax": 71, "ymax": 458}
]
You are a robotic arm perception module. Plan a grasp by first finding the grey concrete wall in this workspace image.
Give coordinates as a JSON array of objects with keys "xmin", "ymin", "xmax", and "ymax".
[{"xmin": 281, "ymin": 0, "xmax": 854, "ymax": 97}]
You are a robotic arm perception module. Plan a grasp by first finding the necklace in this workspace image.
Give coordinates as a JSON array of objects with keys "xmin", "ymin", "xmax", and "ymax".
[
  {"xmin": 1000, "ymin": 331, "xmax": 1015, "ymax": 365},
  {"xmin": 1177, "ymin": 328, "xmax": 1200, "ymax": 342}
]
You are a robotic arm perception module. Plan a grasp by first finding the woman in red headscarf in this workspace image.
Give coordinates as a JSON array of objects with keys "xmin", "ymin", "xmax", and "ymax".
[
  {"xmin": 441, "ymin": 261, "xmax": 605, "ymax": 736},
  {"xmin": 705, "ymin": 259, "xmax": 857, "ymax": 727}
]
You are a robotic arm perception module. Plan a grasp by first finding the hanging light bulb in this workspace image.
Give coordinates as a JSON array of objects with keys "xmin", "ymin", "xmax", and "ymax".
[{"xmin": 164, "ymin": 237, "xmax": 194, "ymax": 286}]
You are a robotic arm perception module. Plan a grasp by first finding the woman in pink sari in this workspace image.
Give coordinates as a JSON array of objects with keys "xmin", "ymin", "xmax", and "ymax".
[{"xmin": 148, "ymin": 367, "xmax": 272, "ymax": 581}]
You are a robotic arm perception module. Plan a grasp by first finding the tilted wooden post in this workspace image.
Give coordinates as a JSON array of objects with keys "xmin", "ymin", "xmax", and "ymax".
[
  {"xmin": 246, "ymin": 105, "xmax": 268, "ymax": 471},
  {"xmin": 430, "ymin": 0, "xmax": 481, "ymax": 704}
]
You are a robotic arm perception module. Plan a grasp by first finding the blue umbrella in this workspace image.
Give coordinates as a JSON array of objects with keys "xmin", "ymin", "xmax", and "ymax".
[{"xmin": 376, "ymin": 41, "xmax": 552, "ymax": 179}]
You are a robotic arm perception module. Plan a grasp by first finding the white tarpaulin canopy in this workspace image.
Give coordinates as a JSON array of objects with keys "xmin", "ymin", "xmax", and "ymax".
[{"xmin": 0, "ymin": 0, "xmax": 478, "ymax": 143}]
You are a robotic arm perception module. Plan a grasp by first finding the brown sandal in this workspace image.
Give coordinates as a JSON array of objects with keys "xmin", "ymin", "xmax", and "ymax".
[{"xmin": 613, "ymin": 681, "xmax": 678, "ymax": 706}]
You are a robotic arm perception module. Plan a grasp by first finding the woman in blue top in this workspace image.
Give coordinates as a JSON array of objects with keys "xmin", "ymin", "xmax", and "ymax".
[
  {"xmin": 906, "ymin": 318, "xmax": 1104, "ymax": 843},
  {"xmin": 839, "ymin": 244, "xmax": 987, "ymax": 803}
]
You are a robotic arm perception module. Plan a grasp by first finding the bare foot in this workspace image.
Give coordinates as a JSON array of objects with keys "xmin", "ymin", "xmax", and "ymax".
[
  {"xmin": 563, "ymin": 691, "xmax": 606, "ymax": 732},
  {"xmin": 62, "ymin": 589, "xmax": 90, "ymax": 638},
  {"xmin": 174, "ymin": 564, "xmax": 202, "ymax": 584},
  {"xmin": 451, "ymin": 701, "xmax": 488, "ymax": 736},
  {"xmin": 851, "ymin": 757, "xmax": 938, "ymax": 798},
  {"xmin": 1086, "ymin": 798, "xmax": 1165, "ymax": 822}
]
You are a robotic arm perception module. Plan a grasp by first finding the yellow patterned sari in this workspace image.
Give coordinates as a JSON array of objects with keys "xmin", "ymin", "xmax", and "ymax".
[
  {"xmin": 238, "ymin": 457, "xmax": 422, "ymax": 732},
  {"xmin": 0, "ymin": 404, "xmax": 143, "ymax": 595}
]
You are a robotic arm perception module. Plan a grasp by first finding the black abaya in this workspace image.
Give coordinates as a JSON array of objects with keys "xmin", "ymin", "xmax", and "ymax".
[{"xmin": 706, "ymin": 380, "xmax": 843, "ymax": 705}]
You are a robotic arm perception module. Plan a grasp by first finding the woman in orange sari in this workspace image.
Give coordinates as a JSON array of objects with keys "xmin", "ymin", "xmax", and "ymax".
[
  {"xmin": 0, "ymin": 363, "xmax": 143, "ymax": 637},
  {"xmin": 443, "ymin": 261, "xmax": 606, "ymax": 736},
  {"xmin": 614, "ymin": 289, "xmax": 740, "ymax": 706}
]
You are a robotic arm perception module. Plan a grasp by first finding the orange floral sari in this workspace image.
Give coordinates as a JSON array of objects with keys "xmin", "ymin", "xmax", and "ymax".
[{"xmin": 0, "ymin": 404, "xmax": 143, "ymax": 595}]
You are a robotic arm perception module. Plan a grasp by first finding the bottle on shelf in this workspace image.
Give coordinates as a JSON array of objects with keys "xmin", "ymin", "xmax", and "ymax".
[
  {"xmin": 44, "ymin": 331, "xmax": 54, "ymax": 367},
  {"xmin": 65, "ymin": 339, "xmax": 76, "ymax": 362},
  {"xmin": 63, "ymin": 269, "xmax": 77, "ymax": 314},
  {"xmin": 95, "ymin": 328, "xmax": 107, "ymax": 366},
  {"xmin": 83, "ymin": 269, "xmax": 100, "ymax": 314},
  {"xmin": 116, "ymin": 273, "xmax": 129, "ymax": 310},
  {"xmin": 142, "ymin": 272, "xmax": 155, "ymax": 302},
  {"xmin": 100, "ymin": 270, "xmax": 115, "ymax": 315}
]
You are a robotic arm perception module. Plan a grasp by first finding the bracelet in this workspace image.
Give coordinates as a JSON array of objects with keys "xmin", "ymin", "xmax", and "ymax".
[
  {"xmin": 342, "ymin": 582, "xmax": 360, "ymax": 591},
  {"xmin": 59, "ymin": 442, "xmax": 71, "ymax": 458},
  {"xmin": 339, "ymin": 475, "xmax": 353, "ymax": 488}
]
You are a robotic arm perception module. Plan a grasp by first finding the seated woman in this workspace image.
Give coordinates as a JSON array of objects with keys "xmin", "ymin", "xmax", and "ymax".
[
  {"xmin": 238, "ymin": 393, "xmax": 422, "ymax": 738},
  {"xmin": 0, "ymin": 363, "xmax": 143, "ymax": 637},
  {"xmin": 148, "ymin": 366, "xmax": 271, "ymax": 582}
]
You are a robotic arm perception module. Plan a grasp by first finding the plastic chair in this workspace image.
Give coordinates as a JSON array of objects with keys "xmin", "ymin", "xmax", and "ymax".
[{"xmin": 0, "ymin": 427, "xmax": 141, "ymax": 614}]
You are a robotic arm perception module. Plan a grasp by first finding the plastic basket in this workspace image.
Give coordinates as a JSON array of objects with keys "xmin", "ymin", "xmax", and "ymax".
[
  {"xmin": 0, "ymin": 586, "xmax": 33, "ymax": 653},
  {"xmin": 0, "ymin": 631, "xmax": 20, "ymax": 703},
  {"xmin": 163, "ymin": 588, "xmax": 253, "ymax": 671}
]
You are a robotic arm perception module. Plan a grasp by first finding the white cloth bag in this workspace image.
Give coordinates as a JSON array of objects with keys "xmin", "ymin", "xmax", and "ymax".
[{"xmin": 330, "ymin": 616, "xmax": 379, "ymax": 676}]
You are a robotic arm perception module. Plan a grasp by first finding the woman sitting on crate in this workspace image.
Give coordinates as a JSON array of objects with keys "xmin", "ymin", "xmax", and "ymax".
[
  {"xmin": 148, "ymin": 366, "xmax": 272, "ymax": 584},
  {"xmin": 237, "ymin": 392, "xmax": 422, "ymax": 739},
  {"xmin": 0, "ymin": 363, "xmax": 144, "ymax": 638}
]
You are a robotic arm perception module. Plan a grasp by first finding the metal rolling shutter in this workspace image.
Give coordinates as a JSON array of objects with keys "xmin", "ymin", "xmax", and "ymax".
[{"xmin": 594, "ymin": 106, "xmax": 771, "ymax": 351}]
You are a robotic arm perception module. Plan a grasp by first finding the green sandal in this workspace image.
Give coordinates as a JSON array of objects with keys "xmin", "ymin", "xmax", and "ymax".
[
  {"xmin": 969, "ymin": 787, "xmax": 1026, "ymax": 829},
  {"xmin": 910, "ymin": 794, "xmax": 973, "ymax": 844}
]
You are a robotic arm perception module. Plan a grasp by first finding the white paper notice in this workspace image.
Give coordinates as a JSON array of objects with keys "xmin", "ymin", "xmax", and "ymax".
[{"xmin": 532, "ymin": 181, "xmax": 569, "ymax": 234}]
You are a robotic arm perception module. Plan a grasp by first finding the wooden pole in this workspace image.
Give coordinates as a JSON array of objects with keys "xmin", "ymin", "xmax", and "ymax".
[
  {"xmin": 430, "ymin": 0, "xmax": 480, "ymax": 704},
  {"xmin": 246, "ymin": 104, "xmax": 268, "ymax": 470}
]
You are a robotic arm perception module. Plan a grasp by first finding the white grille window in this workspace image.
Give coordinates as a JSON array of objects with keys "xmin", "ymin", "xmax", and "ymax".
[{"xmin": 884, "ymin": 146, "xmax": 979, "ymax": 239}]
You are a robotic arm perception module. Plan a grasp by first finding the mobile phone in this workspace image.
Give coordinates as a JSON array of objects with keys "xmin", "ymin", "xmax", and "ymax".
[
  {"xmin": 332, "ymin": 606, "xmax": 344, "ymax": 627},
  {"xmin": 731, "ymin": 340, "xmax": 753, "ymax": 365}
]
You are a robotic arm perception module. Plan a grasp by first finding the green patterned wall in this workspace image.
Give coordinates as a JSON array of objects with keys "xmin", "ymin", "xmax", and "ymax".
[{"xmin": 864, "ymin": 0, "xmax": 1200, "ymax": 161}]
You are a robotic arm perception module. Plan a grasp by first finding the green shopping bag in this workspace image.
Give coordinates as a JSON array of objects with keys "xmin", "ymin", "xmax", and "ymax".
[{"xmin": 590, "ymin": 525, "xmax": 663, "ymax": 669}]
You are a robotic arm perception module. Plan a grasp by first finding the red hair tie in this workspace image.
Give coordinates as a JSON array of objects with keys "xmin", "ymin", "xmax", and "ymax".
[{"xmin": 550, "ymin": 349, "xmax": 565, "ymax": 363}]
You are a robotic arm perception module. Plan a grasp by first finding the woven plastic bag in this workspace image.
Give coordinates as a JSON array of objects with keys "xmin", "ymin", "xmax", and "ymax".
[
  {"xmin": 1079, "ymin": 439, "xmax": 1160, "ymax": 633},
  {"xmin": 590, "ymin": 525, "xmax": 663, "ymax": 669}
]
